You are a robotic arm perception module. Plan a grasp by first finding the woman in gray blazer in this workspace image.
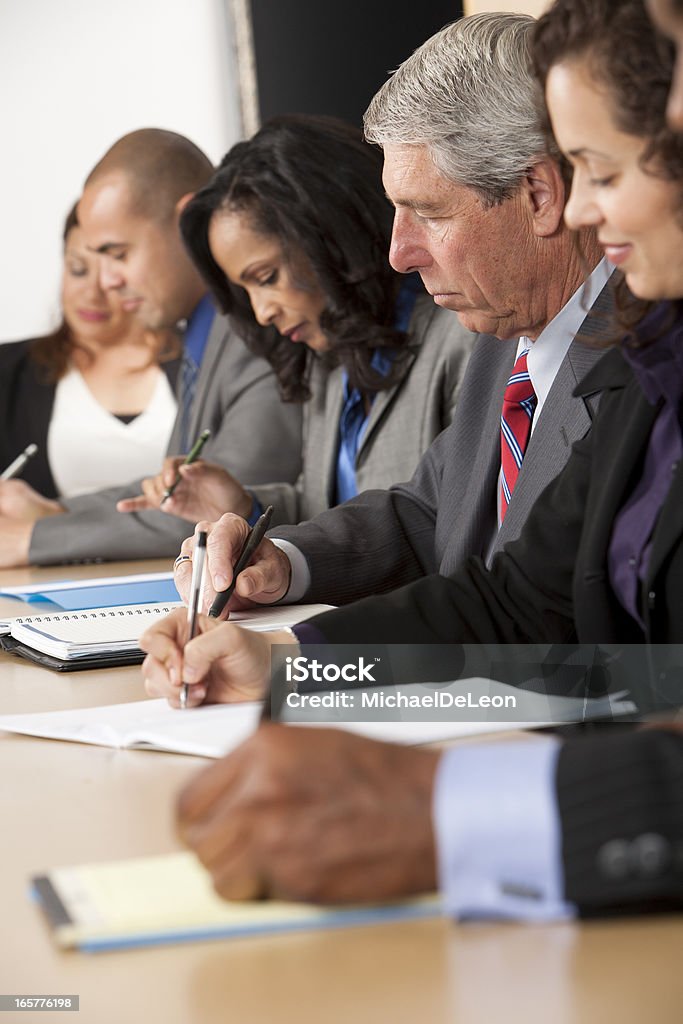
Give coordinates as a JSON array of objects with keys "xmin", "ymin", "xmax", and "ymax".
[{"xmin": 124, "ymin": 115, "xmax": 473, "ymax": 527}]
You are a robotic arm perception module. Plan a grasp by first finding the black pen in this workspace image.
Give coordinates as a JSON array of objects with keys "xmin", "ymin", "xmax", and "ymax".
[
  {"xmin": 208, "ymin": 505, "xmax": 274, "ymax": 618},
  {"xmin": 161, "ymin": 428, "xmax": 211, "ymax": 505},
  {"xmin": 180, "ymin": 530, "xmax": 208, "ymax": 709}
]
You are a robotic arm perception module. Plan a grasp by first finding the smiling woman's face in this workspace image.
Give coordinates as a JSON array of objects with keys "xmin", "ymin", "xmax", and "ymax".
[
  {"xmin": 61, "ymin": 225, "xmax": 135, "ymax": 344},
  {"xmin": 546, "ymin": 59, "xmax": 683, "ymax": 300},
  {"xmin": 208, "ymin": 209, "xmax": 329, "ymax": 352}
]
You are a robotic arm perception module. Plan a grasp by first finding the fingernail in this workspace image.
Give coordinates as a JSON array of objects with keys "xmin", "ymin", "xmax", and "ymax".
[
  {"xmin": 239, "ymin": 577, "xmax": 253, "ymax": 596},
  {"xmin": 193, "ymin": 686, "xmax": 207, "ymax": 702},
  {"xmin": 169, "ymin": 665, "xmax": 178, "ymax": 686},
  {"xmin": 214, "ymin": 573, "xmax": 228, "ymax": 591}
]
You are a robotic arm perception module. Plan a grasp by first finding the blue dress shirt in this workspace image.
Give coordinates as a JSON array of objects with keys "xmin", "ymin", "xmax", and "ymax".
[
  {"xmin": 177, "ymin": 295, "xmax": 216, "ymax": 452},
  {"xmin": 335, "ymin": 274, "xmax": 422, "ymax": 504}
]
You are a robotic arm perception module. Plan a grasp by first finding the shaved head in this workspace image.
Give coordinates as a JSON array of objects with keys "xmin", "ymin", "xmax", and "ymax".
[{"xmin": 85, "ymin": 128, "xmax": 214, "ymax": 224}]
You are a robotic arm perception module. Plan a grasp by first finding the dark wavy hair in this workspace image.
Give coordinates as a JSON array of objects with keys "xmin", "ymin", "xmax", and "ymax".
[
  {"xmin": 31, "ymin": 202, "xmax": 178, "ymax": 382},
  {"xmin": 180, "ymin": 115, "xmax": 419, "ymax": 401},
  {"xmin": 532, "ymin": 0, "xmax": 683, "ymax": 341}
]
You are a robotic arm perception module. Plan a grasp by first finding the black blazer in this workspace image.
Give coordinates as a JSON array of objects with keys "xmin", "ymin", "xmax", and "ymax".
[
  {"xmin": 556, "ymin": 726, "xmax": 683, "ymax": 915},
  {"xmin": 0, "ymin": 339, "xmax": 179, "ymax": 499}
]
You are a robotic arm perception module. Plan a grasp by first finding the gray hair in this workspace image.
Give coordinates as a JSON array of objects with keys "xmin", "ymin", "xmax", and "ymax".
[{"xmin": 364, "ymin": 13, "xmax": 558, "ymax": 206}]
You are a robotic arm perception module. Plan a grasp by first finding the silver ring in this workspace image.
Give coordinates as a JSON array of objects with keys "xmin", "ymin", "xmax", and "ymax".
[{"xmin": 173, "ymin": 553, "xmax": 192, "ymax": 570}]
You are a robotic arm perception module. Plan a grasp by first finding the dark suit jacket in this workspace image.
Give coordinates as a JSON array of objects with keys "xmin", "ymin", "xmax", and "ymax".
[
  {"xmin": 556, "ymin": 727, "xmax": 683, "ymax": 914},
  {"xmin": 0, "ymin": 338, "xmax": 179, "ymax": 498}
]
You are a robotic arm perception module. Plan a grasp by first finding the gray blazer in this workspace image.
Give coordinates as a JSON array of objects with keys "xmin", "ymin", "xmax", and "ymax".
[
  {"xmin": 251, "ymin": 295, "xmax": 474, "ymax": 526},
  {"xmin": 29, "ymin": 312, "xmax": 303, "ymax": 564},
  {"xmin": 275, "ymin": 294, "xmax": 610, "ymax": 604}
]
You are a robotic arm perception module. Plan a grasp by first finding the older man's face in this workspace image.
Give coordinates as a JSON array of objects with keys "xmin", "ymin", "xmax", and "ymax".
[
  {"xmin": 647, "ymin": 0, "xmax": 683, "ymax": 128},
  {"xmin": 383, "ymin": 144, "xmax": 542, "ymax": 341}
]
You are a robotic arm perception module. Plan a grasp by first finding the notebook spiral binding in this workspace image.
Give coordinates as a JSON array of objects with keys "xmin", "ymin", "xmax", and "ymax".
[{"xmin": 12, "ymin": 605, "xmax": 177, "ymax": 625}]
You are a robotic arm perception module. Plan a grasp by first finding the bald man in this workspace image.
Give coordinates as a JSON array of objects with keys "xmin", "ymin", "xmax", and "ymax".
[{"xmin": 0, "ymin": 129, "xmax": 301, "ymax": 566}]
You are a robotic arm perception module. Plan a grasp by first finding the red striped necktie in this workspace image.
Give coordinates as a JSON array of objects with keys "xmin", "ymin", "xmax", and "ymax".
[{"xmin": 500, "ymin": 349, "xmax": 537, "ymax": 522}]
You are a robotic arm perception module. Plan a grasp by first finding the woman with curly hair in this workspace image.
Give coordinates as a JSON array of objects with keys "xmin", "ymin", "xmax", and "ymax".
[{"xmin": 120, "ymin": 115, "xmax": 473, "ymax": 527}]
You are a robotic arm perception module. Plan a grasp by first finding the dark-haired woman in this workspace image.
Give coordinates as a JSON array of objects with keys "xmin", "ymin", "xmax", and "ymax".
[
  {"xmin": 121, "ymin": 115, "xmax": 473, "ymax": 527},
  {"xmin": 0, "ymin": 205, "xmax": 179, "ymax": 503}
]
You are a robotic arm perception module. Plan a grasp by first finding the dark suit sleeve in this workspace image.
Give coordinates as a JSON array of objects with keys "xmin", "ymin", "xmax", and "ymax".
[
  {"xmin": 557, "ymin": 728, "xmax": 683, "ymax": 913},
  {"xmin": 301, "ymin": 420, "xmax": 592, "ymax": 643},
  {"xmin": 273, "ymin": 426, "xmax": 450, "ymax": 604}
]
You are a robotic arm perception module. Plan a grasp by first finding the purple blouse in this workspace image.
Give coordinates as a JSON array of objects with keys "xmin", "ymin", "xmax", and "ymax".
[{"xmin": 608, "ymin": 303, "xmax": 683, "ymax": 627}]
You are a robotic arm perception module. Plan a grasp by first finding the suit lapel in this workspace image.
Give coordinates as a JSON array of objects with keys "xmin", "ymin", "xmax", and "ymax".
[
  {"xmin": 357, "ymin": 349, "xmax": 418, "ymax": 457},
  {"xmin": 497, "ymin": 284, "xmax": 613, "ymax": 549},
  {"xmin": 645, "ymin": 435, "xmax": 683, "ymax": 587},
  {"xmin": 583, "ymin": 394, "xmax": 660, "ymax": 569},
  {"xmin": 317, "ymin": 362, "xmax": 345, "ymax": 505}
]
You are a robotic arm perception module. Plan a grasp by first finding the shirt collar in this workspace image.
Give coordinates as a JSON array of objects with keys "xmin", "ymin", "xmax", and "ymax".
[{"xmin": 518, "ymin": 258, "xmax": 614, "ymax": 416}]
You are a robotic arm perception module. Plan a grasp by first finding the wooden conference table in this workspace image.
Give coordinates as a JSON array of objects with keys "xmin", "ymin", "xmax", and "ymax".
[{"xmin": 0, "ymin": 561, "xmax": 681, "ymax": 1024}]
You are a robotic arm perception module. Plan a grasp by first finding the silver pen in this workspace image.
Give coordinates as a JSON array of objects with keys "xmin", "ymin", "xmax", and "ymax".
[
  {"xmin": 180, "ymin": 530, "xmax": 208, "ymax": 709},
  {"xmin": 0, "ymin": 443, "xmax": 38, "ymax": 481}
]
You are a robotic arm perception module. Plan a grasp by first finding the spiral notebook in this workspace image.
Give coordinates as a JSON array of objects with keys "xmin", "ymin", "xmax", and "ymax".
[{"xmin": 0, "ymin": 603, "xmax": 333, "ymax": 671}]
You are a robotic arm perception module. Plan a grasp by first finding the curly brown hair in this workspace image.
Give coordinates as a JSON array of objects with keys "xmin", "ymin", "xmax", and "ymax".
[{"xmin": 532, "ymin": 0, "xmax": 683, "ymax": 342}]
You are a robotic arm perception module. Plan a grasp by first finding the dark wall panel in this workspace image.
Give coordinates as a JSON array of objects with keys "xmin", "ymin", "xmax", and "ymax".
[{"xmin": 251, "ymin": 1, "xmax": 463, "ymax": 128}]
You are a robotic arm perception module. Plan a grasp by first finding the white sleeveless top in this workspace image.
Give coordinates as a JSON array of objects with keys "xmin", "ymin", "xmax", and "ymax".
[{"xmin": 47, "ymin": 368, "xmax": 177, "ymax": 498}]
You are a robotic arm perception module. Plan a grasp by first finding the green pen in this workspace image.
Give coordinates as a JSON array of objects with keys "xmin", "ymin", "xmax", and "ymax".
[{"xmin": 161, "ymin": 428, "xmax": 211, "ymax": 505}]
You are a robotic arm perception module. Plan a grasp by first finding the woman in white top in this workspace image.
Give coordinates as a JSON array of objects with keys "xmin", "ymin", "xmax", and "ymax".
[{"xmin": 0, "ymin": 203, "xmax": 179, "ymax": 501}]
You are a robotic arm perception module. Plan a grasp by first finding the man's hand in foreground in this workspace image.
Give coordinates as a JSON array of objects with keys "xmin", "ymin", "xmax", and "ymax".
[
  {"xmin": 140, "ymin": 607, "xmax": 297, "ymax": 707},
  {"xmin": 177, "ymin": 724, "xmax": 440, "ymax": 903}
]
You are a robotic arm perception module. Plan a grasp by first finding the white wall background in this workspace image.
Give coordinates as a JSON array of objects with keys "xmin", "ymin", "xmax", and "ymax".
[
  {"xmin": 465, "ymin": 1, "xmax": 550, "ymax": 17},
  {"xmin": 0, "ymin": 0, "xmax": 243, "ymax": 342}
]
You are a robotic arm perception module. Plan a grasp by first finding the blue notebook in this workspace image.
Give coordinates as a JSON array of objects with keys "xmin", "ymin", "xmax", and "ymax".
[
  {"xmin": 0, "ymin": 572, "xmax": 179, "ymax": 610},
  {"xmin": 32, "ymin": 852, "xmax": 441, "ymax": 952}
]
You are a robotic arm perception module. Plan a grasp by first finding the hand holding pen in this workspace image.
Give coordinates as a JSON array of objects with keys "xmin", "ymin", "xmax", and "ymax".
[
  {"xmin": 116, "ymin": 430, "xmax": 211, "ymax": 515},
  {"xmin": 208, "ymin": 506, "xmax": 274, "ymax": 618},
  {"xmin": 162, "ymin": 428, "xmax": 211, "ymax": 505},
  {"xmin": 171, "ymin": 510, "xmax": 291, "ymax": 612}
]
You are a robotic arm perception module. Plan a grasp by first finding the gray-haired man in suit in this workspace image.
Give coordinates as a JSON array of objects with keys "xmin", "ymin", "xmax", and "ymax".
[
  {"xmin": 0, "ymin": 129, "xmax": 302, "ymax": 567},
  {"xmin": 171, "ymin": 13, "xmax": 609, "ymax": 610}
]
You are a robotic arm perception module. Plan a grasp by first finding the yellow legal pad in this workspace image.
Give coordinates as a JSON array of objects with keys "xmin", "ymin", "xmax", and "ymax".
[{"xmin": 32, "ymin": 851, "xmax": 441, "ymax": 952}]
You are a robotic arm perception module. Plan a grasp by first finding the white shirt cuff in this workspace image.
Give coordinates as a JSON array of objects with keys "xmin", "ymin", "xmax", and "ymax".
[
  {"xmin": 433, "ymin": 737, "xmax": 576, "ymax": 922},
  {"xmin": 269, "ymin": 539, "xmax": 311, "ymax": 603}
]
